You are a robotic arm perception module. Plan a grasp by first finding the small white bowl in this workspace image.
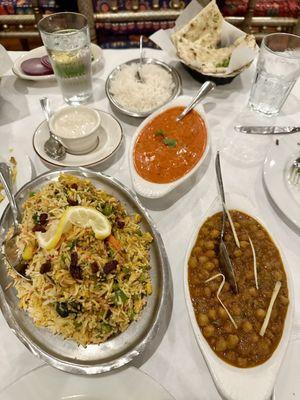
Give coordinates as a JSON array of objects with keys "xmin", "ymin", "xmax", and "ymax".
[
  {"xmin": 129, "ymin": 95, "xmax": 210, "ymax": 199},
  {"xmin": 184, "ymin": 193, "xmax": 294, "ymax": 400},
  {"xmin": 49, "ymin": 106, "xmax": 101, "ymax": 155}
]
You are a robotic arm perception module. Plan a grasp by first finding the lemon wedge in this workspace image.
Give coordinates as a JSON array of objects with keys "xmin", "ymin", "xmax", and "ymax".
[{"xmin": 35, "ymin": 206, "xmax": 111, "ymax": 250}]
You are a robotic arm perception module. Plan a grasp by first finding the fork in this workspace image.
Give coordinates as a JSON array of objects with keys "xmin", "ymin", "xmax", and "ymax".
[{"xmin": 289, "ymin": 157, "xmax": 300, "ymax": 186}]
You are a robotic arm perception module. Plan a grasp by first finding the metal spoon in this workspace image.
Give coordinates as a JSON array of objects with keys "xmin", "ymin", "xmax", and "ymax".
[
  {"xmin": 0, "ymin": 163, "xmax": 30, "ymax": 281},
  {"xmin": 135, "ymin": 35, "xmax": 144, "ymax": 83},
  {"xmin": 215, "ymin": 152, "xmax": 238, "ymax": 294},
  {"xmin": 40, "ymin": 97, "xmax": 66, "ymax": 160},
  {"xmin": 176, "ymin": 81, "xmax": 216, "ymax": 122}
]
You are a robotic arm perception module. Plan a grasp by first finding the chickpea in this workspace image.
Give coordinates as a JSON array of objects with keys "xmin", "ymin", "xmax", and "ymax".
[
  {"xmin": 227, "ymin": 334, "xmax": 239, "ymax": 349},
  {"xmin": 248, "ymin": 287, "xmax": 257, "ymax": 297},
  {"xmin": 250, "ymin": 333, "xmax": 259, "ymax": 343},
  {"xmin": 273, "ymin": 271, "xmax": 283, "ymax": 281},
  {"xmin": 216, "ymin": 338, "xmax": 227, "ymax": 352},
  {"xmin": 204, "ymin": 287, "xmax": 211, "ymax": 298},
  {"xmin": 205, "ymin": 250, "xmax": 216, "ymax": 258},
  {"xmin": 201, "ymin": 227, "xmax": 209, "ymax": 236},
  {"xmin": 198, "ymin": 256, "xmax": 208, "ymax": 265},
  {"xmin": 237, "ymin": 357, "xmax": 247, "ymax": 368},
  {"xmin": 197, "ymin": 313, "xmax": 209, "ymax": 327},
  {"xmin": 201, "ymin": 270, "xmax": 210, "ymax": 280},
  {"xmin": 240, "ymin": 240, "xmax": 249, "ymax": 249},
  {"xmin": 213, "ymin": 258, "xmax": 219, "ymax": 268},
  {"xmin": 242, "ymin": 321, "xmax": 253, "ymax": 333},
  {"xmin": 222, "ymin": 282, "xmax": 230, "ymax": 292},
  {"xmin": 246, "ymin": 270, "xmax": 254, "ymax": 280},
  {"xmin": 256, "ymin": 230, "xmax": 264, "ymax": 239},
  {"xmin": 204, "ymin": 261, "xmax": 215, "ymax": 271},
  {"xmin": 280, "ymin": 295, "xmax": 289, "ymax": 306},
  {"xmin": 210, "ymin": 229, "xmax": 220, "ymax": 239},
  {"xmin": 234, "ymin": 222, "xmax": 241, "ymax": 229},
  {"xmin": 226, "ymin": 351, "xmax": 237, "ymax": 362},
  {"xmin": 223, "ymin": 321, "xmax": 233, "ymax": 333},
  {"xmin": 240, "ymin": 234, "xmax": 248, "ymax": 241},
  {"xmin": 203, "ymin": 325, "xmax": 215, "ymax": 338},
  {"xmin": 204, "ymin": 241, "xmax": 215, "ymax": 250},
  {"xmin": 209, "ymin": 282, "xmax": 219, "ymax": 292},
  {"xmin": 258, "ymin": 339, "xmax": 270, "ymax": 355},
  {"xmin": 271, "ymin": 307, "xmax": 278, "ymax": 319},
  {"xmin": 208, "ymin": 308, "xmax": 217, "ymax": 320},
  {"xmin": 192, "ymin": 246, "xmax": 201, "ymax": 256},
  {"xmin": 232, "ymin": 304, "xmax": 241, "ymax": 316},
  {"xmin": 189, "ymin": 257, "xmax": 197, "ymax": 269},
  {"xmin": 234, "ymin": 249, "xmax": 242, "ymax": 258},
  {"xmin": 218, "ymin": 307, "xmax": 228, "ymax": 320}
]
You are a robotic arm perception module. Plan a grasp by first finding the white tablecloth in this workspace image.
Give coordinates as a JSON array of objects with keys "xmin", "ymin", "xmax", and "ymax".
[{"xmin": 0, "ymin": 49, "xmax": 300, "ymax": 399}]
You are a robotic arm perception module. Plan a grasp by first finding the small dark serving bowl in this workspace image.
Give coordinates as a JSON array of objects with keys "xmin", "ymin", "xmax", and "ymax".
[{"xmin": 183, "ymin": 64, "xmax": 235, "ymax": 86}]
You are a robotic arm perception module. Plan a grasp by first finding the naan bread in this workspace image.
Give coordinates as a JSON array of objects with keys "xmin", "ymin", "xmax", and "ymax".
[
  {"xmin": 171, "ymin": 0, "xmax": 257, "ymax": 75},
  {"xmin": 176, "ymin": 34, "xmax": 256, "ymax": 75},
  {"xmin": 171, "ymin": 0, "xmax": 222, "ymax": 49}
]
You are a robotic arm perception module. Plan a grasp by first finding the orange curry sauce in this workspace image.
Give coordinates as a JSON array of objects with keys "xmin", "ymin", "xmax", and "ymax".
[{"xmin": 133, "ymin": 107, "xmax": 207, "ymax": 184}]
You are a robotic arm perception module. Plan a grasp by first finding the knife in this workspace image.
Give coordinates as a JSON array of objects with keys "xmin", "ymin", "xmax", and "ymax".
[{"xmin": 235, "ymin": 126, "xmax": 300, "ymax": 135}]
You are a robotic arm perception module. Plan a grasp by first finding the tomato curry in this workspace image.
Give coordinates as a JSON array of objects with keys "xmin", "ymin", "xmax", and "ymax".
[{"xmin": 133, "ymin": 106, "xmax": 207, "ymax": 184}]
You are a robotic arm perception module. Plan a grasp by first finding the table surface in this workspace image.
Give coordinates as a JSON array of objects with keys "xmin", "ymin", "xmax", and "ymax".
[{"xmin": 0, "ymin": 48, "xmax": 300, "ymax": 400}]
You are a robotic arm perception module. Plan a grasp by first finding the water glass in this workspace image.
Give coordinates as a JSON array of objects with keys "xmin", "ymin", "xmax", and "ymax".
[
  {"xmin": 248, "ymin": 33, "xmax": 300, "ymax": 116},
  {"xmin": 38, "ymin": 12, "xmax": 93, "ymax": 105}
]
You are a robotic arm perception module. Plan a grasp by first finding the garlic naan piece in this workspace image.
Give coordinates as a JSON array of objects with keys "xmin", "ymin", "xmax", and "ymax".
[{"xmin": 171, "ymin": 0, "xmax": 222, "ymax": 50}]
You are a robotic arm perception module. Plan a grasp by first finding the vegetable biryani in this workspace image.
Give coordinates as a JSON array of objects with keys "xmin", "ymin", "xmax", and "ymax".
[{"xmin": 8, "ymin": 174, "xmax": 153, "ymax": 346}]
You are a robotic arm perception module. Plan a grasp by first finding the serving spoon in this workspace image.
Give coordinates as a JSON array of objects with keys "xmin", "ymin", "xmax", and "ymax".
[
  {"xmin": 40, "ymin": 97, "xmax": 66, "ymax": 161},
  {"xmin": 176, "ymin": 80, "xmax": 216, "ymax": 122},
  {"xmin": 135, "ymin": 35, "xmax": 145, "ymax": 83},
  {"xmin": 0, "ymin": 163, "xmax": 30, "ymax": 281},
  {"xmin": 215, "ymin": 152, "xmax": 238, "ymax": 294}
]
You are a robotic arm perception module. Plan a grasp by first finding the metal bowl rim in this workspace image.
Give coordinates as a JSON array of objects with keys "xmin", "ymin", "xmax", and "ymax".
[
  {"xmin": 0, "ymin": 167, "xmax": 171, "ymax": 374},
  {"xmin": 105, "ymin": 58, "xmax": 182, "ymax": 118}
]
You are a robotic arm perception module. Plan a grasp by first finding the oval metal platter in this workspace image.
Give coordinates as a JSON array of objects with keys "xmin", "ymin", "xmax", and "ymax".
[{"xmin": 0, "ymin": 168, "xmax": 171, "ymax": 374}]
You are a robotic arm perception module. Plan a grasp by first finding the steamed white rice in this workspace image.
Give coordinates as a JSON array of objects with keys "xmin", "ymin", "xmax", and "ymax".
[{"xmin": 109, "ymin": 63, "xmax": 175, "ymax": 113}]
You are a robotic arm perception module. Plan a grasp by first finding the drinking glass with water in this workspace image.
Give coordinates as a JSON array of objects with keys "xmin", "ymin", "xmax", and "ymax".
[
  {"xmin": 248, "ymin": 33, "xmax": 300, "ymax": 116},
  {"xmin": 38, "ymin": 13, "xmax": 93, "ymax": 105}
]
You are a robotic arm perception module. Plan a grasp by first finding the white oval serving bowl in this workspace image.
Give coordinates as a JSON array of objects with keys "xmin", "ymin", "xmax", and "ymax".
[
  {"xmin": 129, "ymin": 95, "xmax": 210, "ymax": 199},
  {"xmin": 183, "ymin": 193, "xmax": 294, "ymax": 400}
]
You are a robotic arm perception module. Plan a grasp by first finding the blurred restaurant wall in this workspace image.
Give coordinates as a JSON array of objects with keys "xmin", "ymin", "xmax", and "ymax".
[{"xmin": 0, "ymin": 0, "xmax": 299, "ymax": 50}]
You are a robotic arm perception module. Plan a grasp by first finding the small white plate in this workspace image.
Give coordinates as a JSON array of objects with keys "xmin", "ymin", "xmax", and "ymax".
[
  {"xmin": 0, "ymin": 365, "xmax": 175, "ymax": 400},
  {"xmin": 129, "ymin": 95, "xmax": 210, "ymax": 199},
  {"xmin": 263, "ymin": 137, "xmax": 300, "ymax": 229},
  {"xmin": 184, "ymin": 193, "xmax": 294, "ymax": 400},
  {"xmin": 33, "ymin": 109, "xmax": 123, "ymax": 168},
  {"xmin": 0, "ymin": 148, "xmax": 32, "ymax": 217},
  {"xmin": 12, "ymin": 43, "xmax": 103, "ymax": 81}
]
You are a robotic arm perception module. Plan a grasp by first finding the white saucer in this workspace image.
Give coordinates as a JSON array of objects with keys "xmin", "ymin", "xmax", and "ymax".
[
  {"xmin": 263, "ymin": 136, "xmax": 300, "ymax": 229},
  {"xmin": 12, "ymin": 43, "xmax": 103, "ymax": 82},
  {"xmin": 0, "ymin": 365, "xmax": 175, "ymax": 400},
  {"xmin": 33, "ymin": 109, "xmax": 123, "ymax": 168}
]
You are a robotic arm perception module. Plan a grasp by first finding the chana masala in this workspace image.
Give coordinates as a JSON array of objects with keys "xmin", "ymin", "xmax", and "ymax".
[
  {"xmin": 188, "ymin": 210, "xmax": 289, "ymax": 368},
  {"xmin": 133, "ymin": 106, "xmax": 207, "ymax": 184}
]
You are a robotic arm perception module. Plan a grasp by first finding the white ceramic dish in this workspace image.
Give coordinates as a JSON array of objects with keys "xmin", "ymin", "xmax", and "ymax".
[
  {"xmin": 0, "ymin": 365, "xmax": 175, "ymax": 400},
  {"xmin": 183, "ymin": 193, "xmax": 294, "ymax": 400},
  {"xmin": 12, "ymin": 43, "xmax": 103, "ymax": 81},
  {"xmin": 263, "ymin": 137, "xmax": 300, "ymax": 229},
  {"xmin": 129, "ymin": 95, "xmax": 210, "ymax": 199},
  {"xmin": 0, "ymin": 148, "xmax": 32, "ymax": 217},
  {"xmin": 33, "ymin": 109, "xmax": 123, "ymax": 168},
  {"xmin": 49, "ymin": 105, "xmax": 101, "ymax": 154}
]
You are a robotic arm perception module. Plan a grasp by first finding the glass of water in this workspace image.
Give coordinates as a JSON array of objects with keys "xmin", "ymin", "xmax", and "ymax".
[
  {"xmin": 248, "ymin": 33, "xmax": 300, "ymax": 116},
  {"xmin": 38, "ymin": 12, "xmax": 93, "ymax": 105}
]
